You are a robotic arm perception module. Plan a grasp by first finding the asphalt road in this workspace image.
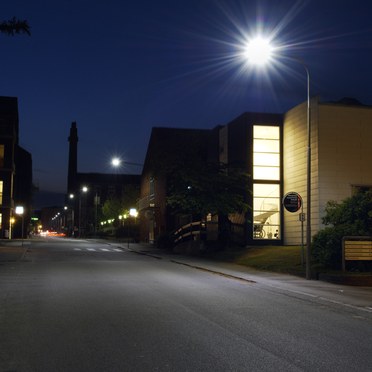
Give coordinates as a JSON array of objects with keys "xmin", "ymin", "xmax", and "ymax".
[{"xmin": 1, "ymin": 238, "xmax": 372, "ymax": 371}]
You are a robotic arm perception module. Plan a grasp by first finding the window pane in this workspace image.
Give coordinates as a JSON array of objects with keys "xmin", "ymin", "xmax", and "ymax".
[
  {"xmin": 254, "ymin": 153, "xmax": 280, "ymax": 166},
  {"xmin": 254, "ymin": 126, "xmax": 279, "ymax": 139},
  {"xmin": 253, "ymin": 183, "xmax": 280, "ymax": 240},
  {"xmin": 253, "ymin": 166, "xmax": 280, "ymax": 180},
  {"xmin": 254, "ymin": 139, "xmax": 279, "ymax": 153}
]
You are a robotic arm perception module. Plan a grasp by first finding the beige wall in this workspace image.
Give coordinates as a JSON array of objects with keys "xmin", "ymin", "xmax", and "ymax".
[
  {"xmin": 318, "ymin": 103, "xmax": 372, "ymax": 217},
  {"xmin": 283, "ymin": 99, "xmax": 372, "ymax": 245},
  {"xmin": 283, "ymin": 101, "xmax": 308, "ymax": 245}
]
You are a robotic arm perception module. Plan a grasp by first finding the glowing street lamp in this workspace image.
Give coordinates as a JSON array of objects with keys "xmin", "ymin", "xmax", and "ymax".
[
  {"xmin": 78, "ymin": 186, "xmax": 88, "ymax": 238},
  {"xmin": 111, "ymin": 157, "xmax": 121, "ymax": 168},
  {"xmin": 244, "ymin": 36, "xmax": 274, "ymax": 66},
  {"xmin": 15, "ymin": 205, "xmax": 24, "ymax": 244},
  {"xmin": 244, "ymin": 35, "xmax": 312, "ymax": 280},
  {"xmin": 129, "ymin": 208, "xmax": 138, "ymax": 218}
]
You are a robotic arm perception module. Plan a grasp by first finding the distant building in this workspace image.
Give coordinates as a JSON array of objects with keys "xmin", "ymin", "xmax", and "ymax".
[
  {"xmin": 66, "ymin": 122, "xmax": 141, "ymax": 236},
  {"xmin": 0, "ymin": 96, "xmax": 33, "ymax": 238},
  {"xmin": 139, "ymin": 127, "xmax": 215, "ymax": 243},
  {"xmin": 139, "ymin": 97, "xmax": 372, "ymax": 247}
]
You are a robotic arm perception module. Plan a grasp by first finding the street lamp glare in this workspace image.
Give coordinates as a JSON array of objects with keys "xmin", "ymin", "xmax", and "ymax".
[
  {"xmin": 112, "ymin": 157, "xmax": 121, "ymax": 167},
  {"xmin": 244, "ymin": 36, "xmax": 273, "ymax": 66}
]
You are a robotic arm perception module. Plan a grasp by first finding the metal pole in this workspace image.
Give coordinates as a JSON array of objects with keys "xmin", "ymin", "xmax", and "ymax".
[
  {"xmin": 78, "ymin": 196, "xmax": 81, "ymax": 238},
  {"xmin": 21, "ymin": 215, "xmax": 24, "ymax": 246},
  {"xmin": 94, "ymin": 192, "xmax": 98, "ymax": 237},
  {"xmin": 127, "ymin": 220, "xmax": 130, "ymax": 249},
  {"xmin": 301, "ymin": 205, "xmax": 304, "ymax": 267},
  {"xmin": 290, "ymin": 58, "xmax": 311, "ymax": 279},
  {"xmin": 305, "ymin": 66, "xmax": 312, "ymax": 280}
]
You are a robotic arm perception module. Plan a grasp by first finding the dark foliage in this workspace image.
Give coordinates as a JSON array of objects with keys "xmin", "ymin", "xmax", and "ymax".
[
  {"xmin": 166, "ymin": 162, "xmax": 250, "ymax": 216},
  {"xmin": 312, "ymin": 190, "xmax": 372, "ymax": 268},
  {"xmin": 0, "ymin": 17, "xmax": 31, "ymax": 36}
]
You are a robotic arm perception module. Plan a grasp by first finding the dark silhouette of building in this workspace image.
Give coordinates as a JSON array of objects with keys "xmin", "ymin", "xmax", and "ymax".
[
  {"xmin": 0, "ymin": 96, "xmax": 33, "ymax": 238},
  {"xmin": 66, "ymin": 122, "xmax": 140, "ymax": 237},
  {"xmin": 67, "ymin": 121, "xmax": 78, "ymax": 195},
  {"xmin": 139, "ymin": 127, "xmax": 215, "ymax": 243}
]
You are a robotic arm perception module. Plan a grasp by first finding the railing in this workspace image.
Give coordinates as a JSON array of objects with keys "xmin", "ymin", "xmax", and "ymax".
[{"xmin": 173, "ymin": 221, "xmax": 203, "ymax": 245}]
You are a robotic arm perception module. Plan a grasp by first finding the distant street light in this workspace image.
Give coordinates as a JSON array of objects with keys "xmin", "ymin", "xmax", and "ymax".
[
  {"xmin": 127, "ymin": 208, "xmax": 138, "ymax": 248},
  {"xmin": 244, "ymin": 35, "xmax": 312, "ymax": 280},
  {"xmin": 78, "ymin": 186, "xmax": 88, "ymax": 238},
  {"xmin": 69, "ymin": 193, "xmax": 75, "ymax": 237},
  {"xmin": 15, "ymin": 205, "xmax": 24, "ymax": 245}
]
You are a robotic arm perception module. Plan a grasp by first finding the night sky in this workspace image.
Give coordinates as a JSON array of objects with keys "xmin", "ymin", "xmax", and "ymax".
[{"xmin": 2, "ymin": 0, "xmax": 372, "ymax": 199}]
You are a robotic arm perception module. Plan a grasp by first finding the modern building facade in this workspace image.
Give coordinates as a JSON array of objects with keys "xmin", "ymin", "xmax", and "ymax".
[
  {"xmin": 139, "ymin": 97, "xmax": 372, "ymax": 247},
  {"xmin": 0, "ymin": 96, "xmax": 33, "ymax": 238},
  {"xmin": 283, "ymin": 97, "xmax": 372, "ymax": 244}
]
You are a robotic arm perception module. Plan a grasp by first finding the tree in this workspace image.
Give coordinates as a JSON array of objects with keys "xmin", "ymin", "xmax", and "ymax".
[
  {"xmin": 101, "ymin": 184, "xmax": 140, "ymax": 220},
  {"xmin": 167, "ymin": 162, "xmax": 250, "ymax": 217},
  {"xmin": 102, "ymin": 197, "xmax": 123, "ymax": 220},
  {"xmin": 312, "ymin": 189, "xmax": 372, "ymax": 268},
  {"xmin": 0, "ymin": 17, "xmax": 31, "ymax": 36}
]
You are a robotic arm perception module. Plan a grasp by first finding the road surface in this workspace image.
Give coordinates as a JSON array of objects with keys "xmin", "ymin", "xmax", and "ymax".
[{"xmin": 1, "ymin": 237, "xmax": 372, "ymax": 371}]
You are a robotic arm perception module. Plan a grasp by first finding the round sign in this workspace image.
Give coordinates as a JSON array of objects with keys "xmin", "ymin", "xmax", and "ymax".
[{"xmin": 283, "ymin": 192, "xmax": 302, "ymax": 213}]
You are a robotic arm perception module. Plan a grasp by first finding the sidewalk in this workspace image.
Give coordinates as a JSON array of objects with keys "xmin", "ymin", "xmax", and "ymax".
[
  {"xmin": 109, "ymin": 240, "xmax": 372, "ymax": 313},
  {"xmin": 0, "ymin": 240, "xmax": 28, "ymax": 262}
]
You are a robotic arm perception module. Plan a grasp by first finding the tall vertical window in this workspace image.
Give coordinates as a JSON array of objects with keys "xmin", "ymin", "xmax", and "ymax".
[
  {"xmin": 0, "ymin": 181, "xmax": 3, "ymax": 205},
  {"xmin": 253, "ymin": 126, "xmax": 280, "ymax": 180},
  {"xmin": 0, "ymin": 145, "xmax": 4, "ymax": 168},
  {"xmin": 253, "ymin": 125, "xmax": 281, "ymax": 239}
]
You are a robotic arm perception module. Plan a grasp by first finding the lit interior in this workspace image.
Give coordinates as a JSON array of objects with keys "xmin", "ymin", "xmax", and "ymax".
[{"xmin": 253, "ymin": 125, "xmax": 280, "ymax": 239}]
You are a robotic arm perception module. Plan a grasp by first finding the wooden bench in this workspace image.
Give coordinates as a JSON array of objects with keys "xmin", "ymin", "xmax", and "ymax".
[{"xmin": 342, "ymin": 236, "xmax": 372, "ymax": 272}]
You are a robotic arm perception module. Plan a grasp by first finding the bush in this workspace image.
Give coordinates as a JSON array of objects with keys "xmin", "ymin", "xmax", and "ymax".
[
  {"xmin": 311, "ymin": 227, "xmax": 345, "ymax": 269},
  {"xmin": 312, "ymin": 190, "xmax": 372, "ymax": 269}
]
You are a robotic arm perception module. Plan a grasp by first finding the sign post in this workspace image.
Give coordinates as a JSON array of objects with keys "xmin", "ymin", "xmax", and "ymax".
[{"xmin": 283, "ymin": 192, "xmax": 305, "ymax": 267}]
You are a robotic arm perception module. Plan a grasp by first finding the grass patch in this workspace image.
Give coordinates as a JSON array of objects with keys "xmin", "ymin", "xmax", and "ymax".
[
  {"xmin": 211, "ymin": 245, "xmax": 306, "ymax": 276},
  {"xmin": 207, "ymin": 245, "xmax": 372, "ymax": 283}
]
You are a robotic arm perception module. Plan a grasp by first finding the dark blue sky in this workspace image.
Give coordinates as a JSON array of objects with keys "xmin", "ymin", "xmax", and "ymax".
[{"xmin": 3, "ymin": 0, "xmax": 372, "ymax": 194}]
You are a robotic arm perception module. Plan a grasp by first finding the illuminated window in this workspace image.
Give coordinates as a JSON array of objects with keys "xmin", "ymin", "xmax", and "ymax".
[
  {"xmin": 0, "ymin": 181, "xmax": 3, "ymax": 205},
  {"xmin": 0, "ymin": 213, "xmax": 2, "ymax": 229},
  {"xmin": 253, "ymin": 126, "xmax": 280, "ymax": 180},
  {"xmin": 0, "ymin": 145, "xmax": 4, "ymax": 168},
  {"xmin": 253, "ymin": 184, "xmax": 280, "ymax": 239},
  {"xmin": 253, "ymin": 125, "xmax": 281, "ymax": 239}
]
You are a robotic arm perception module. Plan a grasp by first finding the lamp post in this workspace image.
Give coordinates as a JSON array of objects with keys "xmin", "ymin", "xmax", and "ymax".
[
  {"xmin": 127, "ymin": 208, "xmax": 138, "ymax": 248},
  {"xmin": 15, "ymin": 205, "xmax": 24, "ymax": 245},
  {"xmin": 69, "ymin": 193, "xmax": 76, "ymax": 237},
  {"xmin": 244, "ymin": 36, "xmax": 312, "ymax": 279},
  {"xmin": 78, "ymin": 186, "xmax": 88, "ymax": 238}
]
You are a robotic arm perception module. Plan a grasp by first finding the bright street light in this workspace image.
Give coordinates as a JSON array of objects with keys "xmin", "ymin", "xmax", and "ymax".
[
  {"xmin": 15, "ymin": 205, "xmax": 25, "ymax": 243},
  {"xmin": 111, "ymin": 157, "xmax": 121, "ymax": 168},
  {"xmin": 244, "ymin": 36, "xmax": 274, "ymax": 66},
  {"xmin": 244, "ymin": 35, "xmax": 312, "ymax": 279},
  {"xmin": 129, "ymin": 208, "xmax": 138, "ymax": 218}
]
